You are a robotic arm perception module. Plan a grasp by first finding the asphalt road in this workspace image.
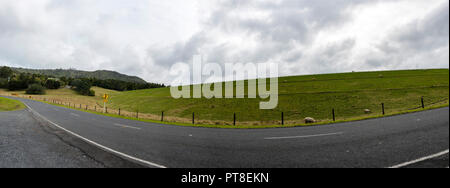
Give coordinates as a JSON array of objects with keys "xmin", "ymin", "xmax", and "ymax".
[
  {"xmin": 0, "ymin": 108, "xmax": 144, "ymax": 168},
  {"xmin": 1, "ymin": 96, "xmax": 449, "ymax": 168}
]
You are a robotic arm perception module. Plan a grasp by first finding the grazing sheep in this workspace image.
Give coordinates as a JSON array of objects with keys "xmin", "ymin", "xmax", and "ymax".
[{"xmin": 304, "ymin": 117, "xmax": 316, "ymax": 124}]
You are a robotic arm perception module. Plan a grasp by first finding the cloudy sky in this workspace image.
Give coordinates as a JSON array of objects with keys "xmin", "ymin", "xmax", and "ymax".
[{"xmin": 0, "ymin": 0, "xmax": 448, "ymax": 84}]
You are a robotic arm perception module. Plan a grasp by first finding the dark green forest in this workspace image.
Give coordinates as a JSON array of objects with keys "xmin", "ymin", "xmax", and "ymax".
[
  {"xmin": 0, "ymin": 66, "xmax": 165, "ymax": 96},
  {"xmin": 11, "ymin": 67, "xmax": 148, "ymax": 84}
]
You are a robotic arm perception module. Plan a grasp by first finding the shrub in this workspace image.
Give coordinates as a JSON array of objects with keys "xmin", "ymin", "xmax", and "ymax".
[
  {"xmin": 88, "ymin": 89, "xmax": 95, "ymax": 96},
  {"xmin": 26, "ymin": 84, "xmax": 46, "ymax": 95}
]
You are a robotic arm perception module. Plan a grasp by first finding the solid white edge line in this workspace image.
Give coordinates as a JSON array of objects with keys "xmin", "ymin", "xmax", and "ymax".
[
  {"xmin": 264, "ymin": 132, "xmax": 344, "ymax": 140},
  {"xmin": 388, "ymin": 149, "xmax": 449, "ymax": 168},
  {"xmin": 23, "ymin": 102, "xmax": 167, "ymax": 168}
]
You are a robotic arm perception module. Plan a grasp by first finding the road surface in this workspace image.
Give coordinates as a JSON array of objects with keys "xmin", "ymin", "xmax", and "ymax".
[{"xmin": 1, "ymin": 96, "xmax": 448, "ymax": 168}]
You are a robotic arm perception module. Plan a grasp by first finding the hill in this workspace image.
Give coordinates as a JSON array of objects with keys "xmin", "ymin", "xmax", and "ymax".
[
  {"xmin": 106, "ymin": 69, "xmax": 449, "ymax": 125},
  {"xmin": 11, "ymin": 67, "xmax": 147, "ymax": 84}
]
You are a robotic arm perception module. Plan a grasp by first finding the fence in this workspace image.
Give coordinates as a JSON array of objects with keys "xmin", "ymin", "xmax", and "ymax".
[{"xmin": 2, "ymin": 93, "xmax": 448, "ymax": 126}]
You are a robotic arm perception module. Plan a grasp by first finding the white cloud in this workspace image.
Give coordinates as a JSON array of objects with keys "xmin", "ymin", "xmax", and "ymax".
[{"xmin": 0, "ymin": 0, "xmax": 448, "ymax": 84}]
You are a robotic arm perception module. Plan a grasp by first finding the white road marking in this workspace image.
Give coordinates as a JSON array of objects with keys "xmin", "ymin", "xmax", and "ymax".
[
  {"xmin": 264, "ymin": 132, "xmax": 344, "ymax": 140},
  {"xmin": 23, "ymin": 103, "xmax": 166, "ymax": 168},
  {"xmin": 70, "ymin": 113, "xmax": 80, "ymax": 117},
  {"xmin": 389, "ymin": 149, "xmax": 449, "ymax": 168},
  {"xmin": 114, "ymin": 123, "xmax": 141, "ymax": 130}
]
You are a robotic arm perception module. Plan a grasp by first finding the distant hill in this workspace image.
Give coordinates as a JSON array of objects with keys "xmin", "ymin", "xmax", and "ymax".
[{"xmin": 11, "ymin": 68, "xmax": 147, "ymax": 84}]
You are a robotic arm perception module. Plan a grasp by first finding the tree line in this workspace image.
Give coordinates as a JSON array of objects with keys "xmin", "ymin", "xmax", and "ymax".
[{"xmin": 0, "ymin": 66, "xmax": 165, "ymax": 96}]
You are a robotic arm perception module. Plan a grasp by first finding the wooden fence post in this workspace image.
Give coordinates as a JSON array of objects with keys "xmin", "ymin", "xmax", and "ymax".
[
  {"xmin": 421, "ymin": 97, "xmax": 425, "ymax": 108},
  {"xmin": 332, "ymin": 108, "xmax": 335, "ymax": 121}
]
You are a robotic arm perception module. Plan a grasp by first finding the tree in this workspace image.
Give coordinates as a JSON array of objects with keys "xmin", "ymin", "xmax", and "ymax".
[
  {"xmin": 7, "ymin": 72, "xmax": 40, "ymax": 91},
  {"xmin": 26, "ymin": 84, "xmax": 46, "ymax": 95},
  {"xmin": 0, "ymin": 78, "xmax": 7, "ymax": 88},
  {"xmin": 45, "ymin": 79, "xmax": 61, "ymax": 89},
  {"xmin": 7, "ymin": 79, "xmax": 28, "ymax": 91},
  {"xmin": 71, "ymin": 79, "xmax": 94, "ymax": 96},
  {"xmin": 0, "ymin": 66, "xmax": 13, "ymax": 78},
  {"xmin": 60, "ymin": 76, "xmax": 68, "ymax": 86}
]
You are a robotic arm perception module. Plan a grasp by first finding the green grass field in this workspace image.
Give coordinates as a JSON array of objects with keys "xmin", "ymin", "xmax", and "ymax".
[
  {"xmin": 1, "ymin": 69, "xmax": 448, "ymax": 126},
  {"xmin": 0, "ymin": 97, "xmax": 25, "ymax": 112},
  {"xmin": 107, "ymin": 69, "xmax": 449, "ymax": 125}
]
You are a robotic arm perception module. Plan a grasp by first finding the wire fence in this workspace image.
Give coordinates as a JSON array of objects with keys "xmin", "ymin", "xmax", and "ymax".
[{"xmin": 2, "ymin": 93, "xmax": 448, "ymax": 126}]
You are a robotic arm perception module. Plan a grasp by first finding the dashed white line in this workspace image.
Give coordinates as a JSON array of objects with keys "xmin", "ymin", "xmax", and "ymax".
[
  {"xmin": 114, "ymin": 123, "xmax": 141, "ymax": 130},
  {"xmin": 389, "ymin": 149, "xmax": 449, "ymax": 168},
  {"xmin": 264, "ymin": 132, "xmax": 344, "ymax": 140},
  {"xmin": 23, "ymin": 103, "xmax": 166, "ymax": 168},
  {"xmin": 70, "ymin": 113, "xmax": 80, "ymax": 117}
]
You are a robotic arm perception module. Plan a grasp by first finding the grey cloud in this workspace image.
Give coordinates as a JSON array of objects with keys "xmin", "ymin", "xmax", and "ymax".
[
  {"xmin": 381, "ymin": 1, "xmax": 449, "ymax": 53},
  {"xmin": 0, "ymin": 7, "xmax": 22, "ymax": 35},
  {"xmin": 141, "ymin": 0, "xmax": 448, "ymax": 83},
  {"xmin": 304, "ymin": 38, "xmax": 357, "ymax": 73},
  {"xmin": 208, "ymin": 0, "xmax": 376, "ymax": 42},
  {"xmin": 152, "ymin": 0, "xmax": 376, "ymax": 69},
  {"xmin": 283, "ymin": 51, "xmax": 303, "ymax": 63},
  {"xmin": 146, "ymin": 32, "xmax": 209, "ymax": 67},
  {"xmin": 0, "ymin": 0, "xmax": 448, "ymax": 85},
  {"xmin": 369, "ymin": 1, "xmax": 449, "ymax": 69}
]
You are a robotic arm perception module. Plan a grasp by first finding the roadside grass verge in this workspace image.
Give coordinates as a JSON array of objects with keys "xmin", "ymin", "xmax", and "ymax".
[{"xmin": 0, "ymin": 97, "xmax": 25, "ymax": 112}]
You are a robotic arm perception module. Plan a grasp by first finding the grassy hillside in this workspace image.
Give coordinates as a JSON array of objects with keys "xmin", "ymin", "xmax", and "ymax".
[
  {"xmin": 11, "ymin": 67, "xmax": 147, "ymax": 84},
  {"xmin": 107, "ymin": 69, "xmax": 449, "ymax": 125},
  {"xmin": 1, "ymin": 69, "xmax": 448, "ymax": 126},
  {"xmin": 0, "ymin": 97, "xmax": 25, "ymax": 111}
]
